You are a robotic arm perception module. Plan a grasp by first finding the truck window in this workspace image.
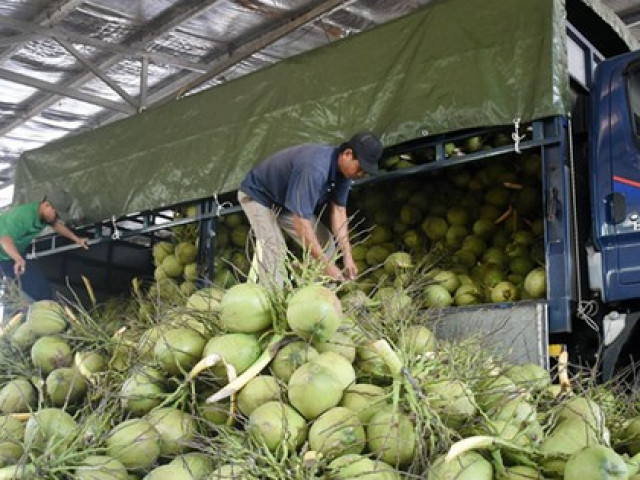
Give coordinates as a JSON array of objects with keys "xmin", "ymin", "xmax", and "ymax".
[{"xmin": 627, "ymin": 66, "xmax": 640, "ymax": 136}]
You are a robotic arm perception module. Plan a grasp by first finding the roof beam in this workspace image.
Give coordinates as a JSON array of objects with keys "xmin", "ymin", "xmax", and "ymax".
[
  {"xmin": 54, "ymin": 37, "xmax": 141, "ymax": 110},
  {"xmin": 0, "ymin": 68, "xmax": 135, "ymax": 114},
  {"xmin": 0, "ymin": 0, "xmax": 223, "ymax": 138},
  {"xmin": 0, "ymin": 15, "xmax": 209, "ymax": 72},
  {"xmin": 0, "ymin": 0, "xmax": 85, "ymax": 61},
  {"xmin": 159, "ymin": 0, "xmax": 352, "ymax": 103},
  {"xmin": 86, "ymin": 0, "xmax": 353, "ymax": 127}
]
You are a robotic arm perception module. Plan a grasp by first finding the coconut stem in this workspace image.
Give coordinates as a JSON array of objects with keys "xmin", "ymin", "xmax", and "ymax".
[
  {"xmin": 371, "ymin": 339, "xmax": 403, "ymax": 378},
  {"xmin": 81, "ymin": 275, "xmax": 96, "ymax": 307},
  {"xmin": 206, "ymin": 334, "xmax": 284, "ymax": 403},
  {"xmin": 0, "ymin": 312, "xmax": 23, "ymax": 338},
  {"xmin": 188, "ymin": 353, "xmax": 223, "ymax": 380}
]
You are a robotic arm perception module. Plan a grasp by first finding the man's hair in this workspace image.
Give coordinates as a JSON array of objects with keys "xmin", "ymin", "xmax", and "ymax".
[{"xmin": 338, "ymin": 142, "xmax": 350, "ymax": 154}]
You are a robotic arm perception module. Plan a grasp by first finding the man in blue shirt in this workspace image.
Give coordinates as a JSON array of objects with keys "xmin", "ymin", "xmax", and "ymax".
[{"xmin": 238, "ymin": 131, "xmax": 383, "ymax": 286}]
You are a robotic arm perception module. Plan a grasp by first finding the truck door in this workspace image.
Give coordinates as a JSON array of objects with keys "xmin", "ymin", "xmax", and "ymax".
[{"xmin": 592, "ymin": 55, "xmax": 640, "ymax": 301}]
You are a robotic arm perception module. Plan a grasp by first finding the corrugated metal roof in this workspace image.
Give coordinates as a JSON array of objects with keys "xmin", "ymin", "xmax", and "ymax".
[{"xmin": 0, "ymin": 0, "xmax": 637, "ymax": 207}]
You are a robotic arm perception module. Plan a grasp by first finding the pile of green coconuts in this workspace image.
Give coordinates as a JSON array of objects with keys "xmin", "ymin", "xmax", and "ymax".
[
  {"xmin": 0, "ymin": 266, "xmax": 638, "ymax": 479},
  {"xmin": 0, "ymin": 139, "xmax": 637, "ymax": 479}
]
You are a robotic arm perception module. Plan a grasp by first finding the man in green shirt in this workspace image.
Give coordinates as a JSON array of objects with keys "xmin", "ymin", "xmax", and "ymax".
[{"xmin": 0, "ymin": 190, "xmax": 89, "ymax": 301}]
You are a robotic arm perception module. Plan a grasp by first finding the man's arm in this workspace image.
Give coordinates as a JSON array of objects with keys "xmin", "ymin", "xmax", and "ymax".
[
  {"xmin": 0, "ymin": 235, "xmax": 26, "ymax": 275},
  {"xmin": 292, "ymin": 214, "xmax": 344, "ymax": 281},
  {"xmin": 330, "ymin": 202, "xmax": 357, "ymax": 280},
  {"xmin": 51, "ymin": 221, "xmax": 89, "ymax": 250}
]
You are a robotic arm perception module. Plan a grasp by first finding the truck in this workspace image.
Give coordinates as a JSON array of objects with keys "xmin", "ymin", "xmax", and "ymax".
[{"xmin": 9, "ymin": 0, "xmax": 640, "ymax": 379}]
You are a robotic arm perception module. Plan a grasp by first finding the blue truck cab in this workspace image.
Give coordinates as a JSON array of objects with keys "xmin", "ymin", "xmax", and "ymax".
[{"xmin": 590, "ymin": 51, "xmax": 640, "ymax": 301}]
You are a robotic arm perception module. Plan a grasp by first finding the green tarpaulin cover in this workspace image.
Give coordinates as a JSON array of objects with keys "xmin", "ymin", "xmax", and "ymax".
[{"xmin": 11, "ymin": 0, "xmax": 631, "ymax": 223}]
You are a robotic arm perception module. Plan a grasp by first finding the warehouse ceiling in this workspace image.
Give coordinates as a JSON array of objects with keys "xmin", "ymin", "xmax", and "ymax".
[{"xmin": 0, "ymin": 0, "xmax": 638, "ymax": 208}]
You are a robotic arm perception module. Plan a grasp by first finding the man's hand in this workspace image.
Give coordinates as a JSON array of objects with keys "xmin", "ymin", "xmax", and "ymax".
[
  {"xmin": 342, "ymin": 256, "xmax": 358, "ymax": 280},
  {"xmin": 325, "ymin": 263, "xmax": 345, "ymax": 282},
  {"xmin": 13, "ymin": 257, "xmax": 26, "ymax": 276},
  {"xmin": 76, "ymin": 237, "xmax": 90, "ymax": 250}
]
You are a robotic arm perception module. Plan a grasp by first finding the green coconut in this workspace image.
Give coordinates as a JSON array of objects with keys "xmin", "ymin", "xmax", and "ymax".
[
  {"xmin": 504, "ymin": 363, "xmax": 551, "ymax": 392},
  {"xmin": 429, "ymin": 451, "xmax": 493, "ymax": 480},
  {"xmin": 31, "ymin": 335, "xmax": 72, "ymax": 374},
  {"xmin": 8, "ymin": 322, "xmax": 38, "ymax": 350},
  {"xmin": 145, "ymin": 407, "xmax": 197, "ymax": 456},
  {"xmin": 210, "ymin": 463, "xmax": 255, "ymax": 479},
  {"xmin": 45, "ymin": 367, "xmax": 87, "ymax": 406},
  {"xmin": 143, "ymin": 463, "xmax": 196, "ymax": 479},
  {"xmin": 270, "ymin": 341, "xmax": 318, "ymax": 382},
  {"xmin": 433, "ymin": 270, "xmax": 462, "ymax": 294},
  {"xmin": 489, "ymin": 397, "xmax": 537, "ymax": 425},
  {"xmin": 183, "ymin": 262, "xmax": 198, "ymax": 281},
  {"xmin": 186, "ymin": 286, "xmax": 225, "ymax": 313},
  {"xmin": 24, "ymin": 408, "xmax": 78, "ymax": 455},
  {"xmin": 621, "ymin": 417, "xmax": 640, "ymax": 455},
  {"xmin": 0, "ymin": 416, "xmax": 24, "ymax": 467},
  {"xmin": 0, "ymin": 378, "xmax": 36, "ymax": 414},
  {"xmin": 237, "ymin": 375, "xmax": 281, "ymax": 417},
  {"xmin": 524, "ymin": 267, "xmax": 546, "ymax": 298},
  {"xmin": 288, "ymin": 362, "xmax": 344, "ymax": 420},
  {"xmin": 383, "ymin": 252, "xmax": 413, "ymax": 276},
  {"xmin": 556, "ymin": 396, "xmax": 605, "ymax": 432},
  {"xmin": 313, "ymin": 330, "xmax": 356, "ymax": 363},
  {"xmin": 175, "ymin": 241, "xmax": 197, "ymax": 265},
  {"xmin": 74, "ymin": 351, "xmax": 108, "ymax": 379},
  {"xmin": 424, "ymin": 379, "xmax": 476, "ymax": 429},
  {"xmin": 286, "ymin": 285, "xmax": 343, "ymax": 342},
  {"xmin": 169, "ymin": 452, "xmax": 214, "ymax": 479},
  {"xmin": 180, "ymin": 280, "xmax": 197, "ymax": 296},
  {"xmin": 75, "ymin": 455, "xmax": 129, "ymax": 480},
  {"xmin": 490, "ymin": 281, "xmax": 519, "ymax": 303},
  {"xmin": 25, "ymin": 300, "xmax": 67, "ymax": 334},
  {"xmin": 453, "ymin": 283, "xmax": 484, "ymax": 306},
  {"xmin": 120, "ymin": 366, "xmax": 166, "ymax": 416},
  {"xmin": 161, "ymin": 254, "xmax": 183, "ymax": 278},
  {"xmin": 198, "ymin": 397, "xmax": 231, "ymax": 426},
  {"xmin": 540, "ymin": 418, "xmax": 600, "ymax": 476},
  {"xmin": 328, "ymin": 454, "xmax": 399, "ymax": 479},
  {"xmin": 398, "ymin": 325, "xmax": 436, "ymax": 355},
  {"xmin": 423, "ymin": 284, "xmax": 452, "ymax": 308},
  {"xmin": 309, "ymin": 407, "xmax": 366, "ymax": 461},
  {"xmin": 564, "ymin": 445, "xmax": 628, "ymax": 480},
  {"xmin": 474, "ymin": 374, "xmax": 518, "ymax": 411},
  {"xmin": 219, "ymin": 283, "xmax": 272, "ymax": 333},
  {"xmin": 106, "ymin": 419, "xmax": 161, "ymax": 471},
  {"xmin": 340, "ymin": 383, "xmax": 388, "ymax": 424},
  {"xmin": 153, "ymin": 241, "xmax": 174, "ymax": 264},
  {"xmin": 461, "ymin": 235, "xmax": 487, "ymax": 256},
  {"xmin": 310, "ymin": 351, "xmax": 356, "ymax": 390},
  {"xmin": 366, "ymin": 408, "xmax": 416, "ymax": 467},
  {"xmin": 502, "ymin": 465, "xmax": 543, "ymax": 479},
  {"xmin": 154, "ymin": 327, "xmax": 206, "ymax": 376},
  {"xmin": 247, "ymin": 401, "xmax": 307, "ymax": 452},
  {"xmin": 356, "ymin": 342, "xmax": 391, "ymax": 380},
  {"xmin": 373, "ymin": 287, "xmax": 412, "ymax": 317},
  {"xmin": 137, "ymin": 324, "xmax": 171, "ymax": 360},
  {"xmin": 422, "ymin": 217, "xmax": 448, "ymax": 241},
  {"xmin": 202, "ymin": 333, "xmax": 261, "ymax": 379}
]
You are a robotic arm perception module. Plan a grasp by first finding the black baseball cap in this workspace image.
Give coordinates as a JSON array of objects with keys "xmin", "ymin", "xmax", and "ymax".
[{"xmin": 348, "ymin": 131, "xmax": 383, "ymax": 175}]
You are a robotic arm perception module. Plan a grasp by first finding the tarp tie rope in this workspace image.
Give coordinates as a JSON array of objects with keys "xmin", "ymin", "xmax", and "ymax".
[
  {"xmin": 512, "ymin": 117, "xmax": 526, "ymax": 154},
  {"xmin": 111, "ymin": 216, "xmax": 122, "ymax": 240},
  {"xmin": 213, "ymin": 194, "xmax": 233, "ymax": 217}
]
